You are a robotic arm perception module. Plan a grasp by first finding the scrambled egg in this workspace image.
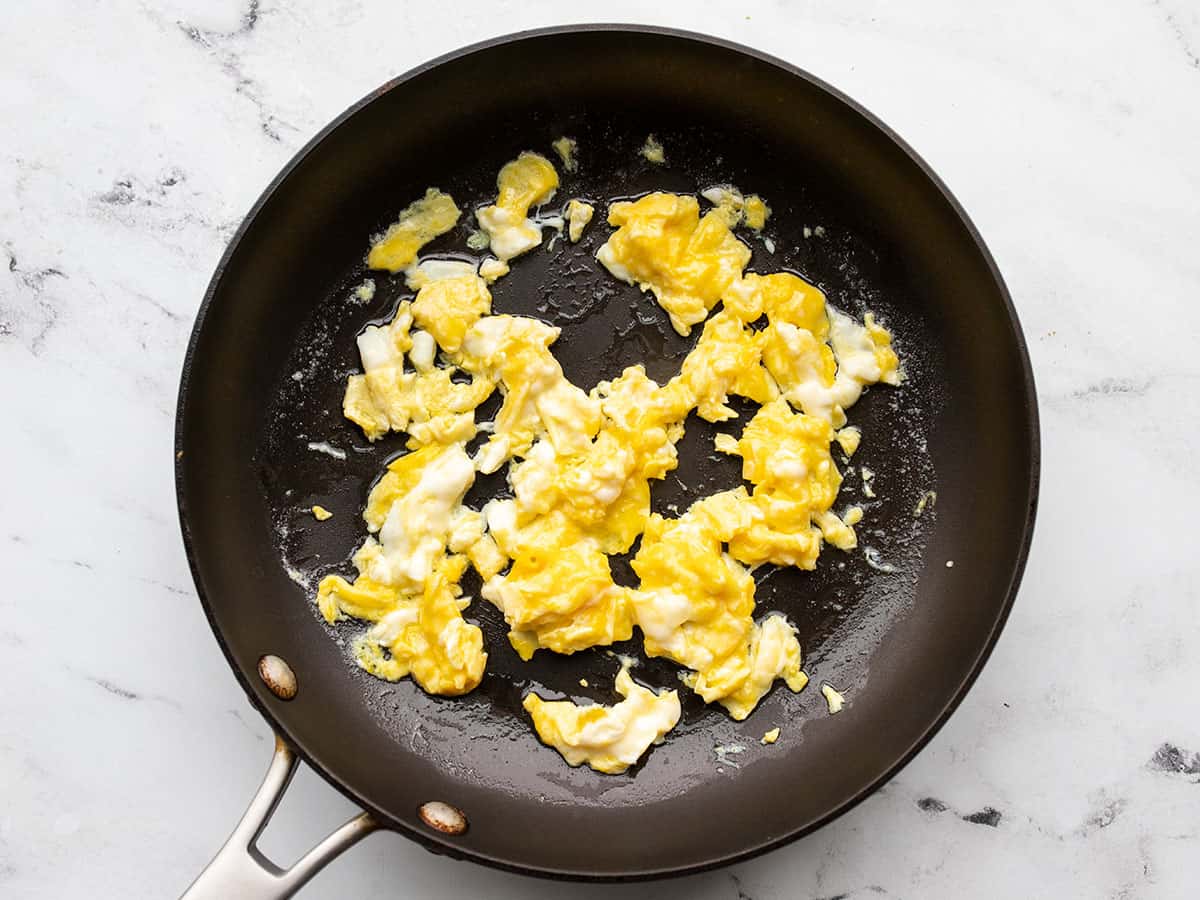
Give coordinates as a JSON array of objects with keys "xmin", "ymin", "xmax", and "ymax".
[
  {"xmin": 631, "ymin": 492, "xmax": 809, "ymax": 720},
  {"xmin": 319, "ymin": 151, "xmax": 903, "ymax": 772},
  {"xmin": 461, "ymin": 314, "xmax": 601, "ymax": 472},
  {"xmin": 552, "ymin": 136, "xmax": 578, "ymax": 173},
  {"xmin": 836, "ymin": 425, "xmax": 862, "ymax": 456},
  {"xmin": 367, "ymin": 188, "xmax": 460, "ymax": 272},
  {"xmin": 404, "ymin": 258, "xmax": 476, "ymax": 290},
  {"xmin": 342, "ymin": 283, "xmax": 496, "ymax": 446},
  {"xmin": 641, "ymin": 134, "xmax": 666, "ymax": 164},
  {"xmin": 352, "ymin": 279, "xmax": 376, "ymax": 303},
  {"xmin": 479, "ymin": 257, "xmax": 509, "ymax": 282},
  {"xmin": 477, "ymin": 152, "xmax": 559, "ymax": 260},
  {"xmin": 316, "ymin": 443, "xmax": 487, "ymax": 695},
  {"xmin": 481, "ymin": 500, "xmax": 635, "ymax": 660},
  {"xmin": 565, "ymin": 199, "xmax": 594, "ymax": 242},
  {"xmin": 822, "ymin": 683, "xmax": 846, "ymax": 714},
  {"xmin": 744, "ymin": 195, "xmax": 770, "ymax": 231},
  {"xmin": 598, "ymin": 193, "xmax": 751, "ymax": 335},
  {"xmin": 701, "ymin": 185, "xmax": 770, "ymax": 231},
  {"xmin": 761, "ymin": 306, "xmax": 900, "ymax": 428},
  {"xmin": 524, "ymin": 666, "xmax": 681, "ymax": 774}
]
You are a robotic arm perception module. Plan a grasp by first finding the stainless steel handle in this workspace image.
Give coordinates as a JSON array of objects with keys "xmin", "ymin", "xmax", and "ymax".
[{"xmin": 181, "ymin": 736, "xmax": 379, "ymax": 900}]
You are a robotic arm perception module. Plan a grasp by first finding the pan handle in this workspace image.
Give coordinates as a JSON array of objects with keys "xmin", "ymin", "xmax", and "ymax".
[{"xmin": 181, "ymin": 735, "xmax": 379, "ymax": 900}]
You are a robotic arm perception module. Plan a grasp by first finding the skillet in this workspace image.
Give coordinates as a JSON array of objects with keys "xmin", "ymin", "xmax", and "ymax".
[{"xmin": 175, "ymin": 24, "xmax": 1039, "ymax": 897}]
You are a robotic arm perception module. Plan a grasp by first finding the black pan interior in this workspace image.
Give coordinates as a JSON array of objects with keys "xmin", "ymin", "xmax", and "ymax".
[{"xmin": 176, "ymin": 27, "xmax": 1038, "ymax": 880}]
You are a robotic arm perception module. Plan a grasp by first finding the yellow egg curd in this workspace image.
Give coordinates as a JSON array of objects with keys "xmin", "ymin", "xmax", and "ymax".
[
  {"xmin": 366, "ymin": 188, "xmax": 461, "ymax": 273},
  {"xmin": 524, "ymin": 666, "xmax": 681, "ymax": 774},
  {"xmin": 315, "ymin": 150, "xmax": 902, "ymax": 773},
  {"xmin": 597, "ymin": 192, "xmax": 751, "ymax": 336},
  {"xmin": 476, "ymin": 152, "xmax": 559, "ymax": 260}
]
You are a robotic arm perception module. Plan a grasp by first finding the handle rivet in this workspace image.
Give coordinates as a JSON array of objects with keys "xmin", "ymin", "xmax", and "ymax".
[
  {"xmin": 258, "ymin": 654, "xmax": 297, "ymax": 700},
  {"xmin": 419, "ymin": 801, "xmax": 467, "ymax": 835}
]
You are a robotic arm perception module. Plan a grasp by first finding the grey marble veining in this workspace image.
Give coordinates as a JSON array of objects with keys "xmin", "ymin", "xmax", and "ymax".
[{"xmin": 2, "ymin": 1, "xmax": 1199, "ymax": 897}]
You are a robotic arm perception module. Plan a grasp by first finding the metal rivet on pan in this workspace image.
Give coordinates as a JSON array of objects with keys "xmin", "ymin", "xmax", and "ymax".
[
  {"xmin": 258, "ymin": 654, "xmax": 297, "ymax": 700},
  {"xmin": 419, "ymin": 801, "xmax": 468, "ymax": 835}
]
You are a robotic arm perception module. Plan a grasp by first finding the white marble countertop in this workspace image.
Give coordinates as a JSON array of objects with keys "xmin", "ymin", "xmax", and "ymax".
[{"xmin": 3, "ymin": 1, "xmax": 1199, "ymax": 897}]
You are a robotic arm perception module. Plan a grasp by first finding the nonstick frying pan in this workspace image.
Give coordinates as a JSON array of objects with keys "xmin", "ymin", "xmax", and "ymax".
[{"xmin": 176, "ymin": 24, "xmax": 1039, "ymax": 897}]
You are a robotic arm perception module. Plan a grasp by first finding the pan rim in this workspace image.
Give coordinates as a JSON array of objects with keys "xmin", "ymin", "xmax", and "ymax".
[{"xmin": 174, "ymin": 22, "xmax": 1040, "ymax": 881}]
